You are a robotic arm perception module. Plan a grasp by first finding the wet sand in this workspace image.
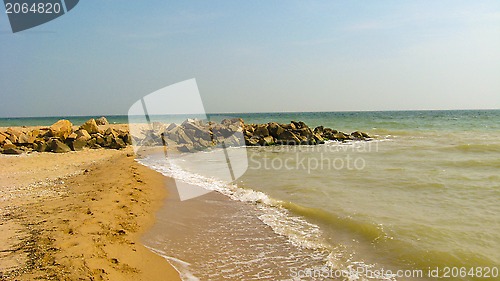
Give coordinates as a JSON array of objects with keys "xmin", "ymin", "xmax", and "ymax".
[
  {"xmin": 141, "ymin": 173, "xmax": 329, "ymax": 280},
  {"xmin": 0, "ymin": 147, "xmax": 180, "ymax": 280}
]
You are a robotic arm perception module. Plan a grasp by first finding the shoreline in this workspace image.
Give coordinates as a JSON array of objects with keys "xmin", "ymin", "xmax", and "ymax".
[{"xmin": 0, "ymin": 147, "xmax": 180, "ymax": 280}]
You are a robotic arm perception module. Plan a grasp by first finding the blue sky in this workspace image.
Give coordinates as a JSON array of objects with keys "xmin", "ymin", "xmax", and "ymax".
[{"xmin": 1, "ymin": 0, "xmax": 499, "ymax": 117}]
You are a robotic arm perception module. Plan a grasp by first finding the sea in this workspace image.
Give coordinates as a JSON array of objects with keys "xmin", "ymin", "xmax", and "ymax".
[{"xmin": 2, "ymin": 110, "xmax": 499, "ymax": 280}]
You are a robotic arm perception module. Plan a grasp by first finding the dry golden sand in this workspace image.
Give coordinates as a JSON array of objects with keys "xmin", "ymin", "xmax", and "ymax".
[{"xmin": 0, "ymin": 147, "xmax": 180, "ymax": 280}]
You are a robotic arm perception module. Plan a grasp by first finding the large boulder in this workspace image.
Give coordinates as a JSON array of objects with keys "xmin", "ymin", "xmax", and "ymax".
[
  {"xmin": 2, "ymin": 143, "xmax": 22, "ymax": 154},
  {"xmin": 243, "ymin": 126, "xmax": 254, "ymax": 139},
  {"xmin": 2, "ymin": 147, "xmax": 23, "ymax": 155},
  {"xmin": 6, "ymin": 128, "xmax": 22, "ymax": 139},
  {"xmin": 34, "ymin": 140, "xmax": 48, "ymax": 152},
  {"xmin": 95, "ymin": 116, "xmax": 109, "ymax": 125},
  {"xmin": 182, "ymin": 121, "xmax": 212, "ymax": 141},
  {"xmin": 313, "ymin": 133, "xmax": 325, "ymax": 144},
  {"xmin": 71, "ymin": 139, "xmax": 87, "ymax": 151},
  {"xmin": 5, "ymin": 128, "xmax": 20, "ymax": 143},
  {"xmin": 119, "ymin": 132, "xmax": 132, "ymax": 145},
  {"xmin": 176, "ymin": 129, "xmax": 193, "ymax": 144},
  {"xmin": 224, "ymin": 133, "xmax": 245, "ymax": 147},
  {"xmin": 95, "ymin": 134, "xmax": 105, "ymax": 146},
  {"xmin": 49, "ymin": 139, "xmax": 71, "ymax": 153},
  {"xmin": 350, "ymin": 131, "xmax": 364, "ymax": 140},
  {"xmin": 322, "ymin": 128, "xmax": 338, "ymax": 139},
  {"xmin": 253, "ymin": 125, "xmax": 270, "ymax": 137},
  {"xmin": 193, "ymin": 138, "xmax": 212, "ymax": 150},
  {"xmin": 80, "ymin": 119, "xmax": 99, "ymax": 134},
  {"xmin": 50, "ymin": 120, "xmax": 73, "ymax": 140},
  {"xmin": 275, "ymin": 130, "xmax": 300, "ymax": 145},
  {"xmin": 109, "ymin": 137, "xmax": 127, "ymax": 149},
  {"xmin": 293, "ymin": 127, "xmax": 313, "ymax": 139},
  {"xmin": 259, "ymin": 136, "xmax": 275, "ymax": 146},
  {"xmin": 281, "ymin": 123, "xmax": 296, "ymax": 130},
  {"xmin": 212, "ymin": 123, "xmax": 239, "ymax": 138},
  {"xmin": 17, "ymin": 132, "xmax": 36, "ymax": 144},
  {"xmin": 104, "ymin": 127, "xmax": 119, "ymax": 138},
  {"xmin": 178, "ymin": 144, "xmax": 195, "ymax": 153},
  {"xmin": 37, "ymin": 129, "xmax": 51, "ymax": 138},
  {"xmin": 245, "ymin": 136, "xmax": 260, "ymax": 146},
  {"xmin": 0, "ymin": 133, "xmax": 6, "ymax": 144},
  {"xmin": 291, "ymin": 121, "xmax": 307, "ymax": 129},
  {"xmin": 221, "ymin": 118, "xmax": 243, "ymax": 126},
  {"xmin": 313, "ymin": 126, "xmax": 324, "ymax": 134},
  {"xmin": 331, "ymin": 132, "xmax": 349, "ymax": 141},
  {"xmin": 87, "ymin": 138, "xmax": 99, "ymax": 149},
  {"xmin": 75, "ymin": 129, "xmax": 91, "ymax": 141},
  {"xmin": 165, "ymin": 123, "xmax": 179, "ymax": 132},
  {"xmin": 268, "ymin": 122, "xmax": 285, "ymax": 138}
]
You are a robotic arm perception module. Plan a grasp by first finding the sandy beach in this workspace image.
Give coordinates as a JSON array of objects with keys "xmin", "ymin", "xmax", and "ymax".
[{"xmin": 0, "ymin": 146, "xmax": 180, "ymax": 280}]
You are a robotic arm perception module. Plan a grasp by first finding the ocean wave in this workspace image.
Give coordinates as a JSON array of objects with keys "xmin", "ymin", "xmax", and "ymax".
[{"xmin": 442, "ymin": 143, "xmax": 500, "ymax": 153}]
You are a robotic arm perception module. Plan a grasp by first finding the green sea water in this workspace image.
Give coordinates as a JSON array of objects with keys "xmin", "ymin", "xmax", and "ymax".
[
  {"xmin": 237, "ymin": 110, "xmax": 500, "ymax": 280},
  {"xmin": 145, "ymin": 110, "xmax": 500, "ymax": 280}
]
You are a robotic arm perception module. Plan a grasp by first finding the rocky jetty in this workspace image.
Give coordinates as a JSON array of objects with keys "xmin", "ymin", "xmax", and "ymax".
[
  {"xmin": 132, "ymin": 118, "xmax": 371, "ymax": 153},
  {"xmin": 0, "ymin": 117, "xmax": 371, "ymax": 154},
  {"xmin": 0, "ymin": 117, "xmax": 131, "ymax": 155},
  {"xmin": 243, "ymin": 121, "xmax": 371, "ymax": 145}
]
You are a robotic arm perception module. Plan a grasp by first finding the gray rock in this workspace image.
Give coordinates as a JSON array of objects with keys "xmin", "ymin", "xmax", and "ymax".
[
  {"xmin": 332, "ymin": 132, "xmax": 349, "ymax": 141},
  {"xmin": 49, "ymin": 139, "xmax": 71, "ymax": 153},
  {"xmin": 176, "ymin": 129, "xmax": 193, "ymax": 144},
  {"xmin": 87, "ymin": 138, "xmax": 98, "ymax": 148},
  {"xmin": 350, "ymin": 131, "xmax": 365, "ymax": 140},
  {"xmin": 291, "ymin": 121, "xmax": 307, "ymax": 129},
  {"xmin": 0, "ymin": 132, "xmax": 7, "ymax": 144},
  {"xmin": 224, "ymin": 133, "xmax": 244, "ymax": 146},
  {"xmin": 72, "ymin": 139, "xmax": 87, "ymax": 151},
  {"xmin": 95, "ymin": 116, "xmax": 109, "ymax": 125},
  {"xmin": 275, "ymin": 130, "xmax": 300, "ymax": 145},
  {"xmin": 313, "ymin": 133, "xmax": 325, "ymax": 144},
  {"xmin": 35, "ymin": 141, "xmax": 48, "ymax": 152},
  {"xmin": 259, "ymin": 136, "xmax": 275, "ymax": 146},
  {"xmin": 293, "ymin": 127, "xmax": 313, "ymax": 139},
  {"xmin": 6, "ymin": 128, "xmax": 22, "ymax": 139},
  {"xmin": 253, "ymin": 125, "xmax": 270, "ymax": 137},
  {"xmin": 182, "ymin": 121, "xmax": 212, "ymax": 141},
  {"xmin": 268, "ymin": 122, "xmax": 285, "ymax": 138},
  {"xmin": 110, "ymin": 138, "xmax": 127, "ymax": 149},
  {"xmin": 246, "ymin": 136, "xmax": 260, "ymax": 146},
  {"xmin": 282, "ymin": 123, "xmax": 296, "ymax": 130},
  {"xmin": 165, "ymin": 123, "xmax": 179, "ymax": 132},
  {"xmin": 75, "ymin": 129, "xmax": 91, "ymax": 141},
  {"xmin": 119, "ymin": 132, "xmax": 132, "ymax": 145},
  {"xmin": 313, "ymin": 126, "xmax": 324, "ymax": 134},
  {"xmin": 17, "ymin": 132, "xmax": 33, "ymax": 144},
  {"xmin": 104, "ymin": 127, "xmax": 118, "ymax": 138},
  {"xmin": 6, "ymin": 131, "xmax": 18, "ymax": 143},
  {"xmin": 178, "ymin": 144, "xmax": 195, "ymax": 152},
  {"xmin": 2, "ymin": 147, "xmax": 23, "ymax": 154}
]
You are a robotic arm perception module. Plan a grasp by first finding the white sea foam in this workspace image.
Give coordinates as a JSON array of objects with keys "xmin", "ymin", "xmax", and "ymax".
[
  {"xmin": 137, "ymin": 155, "xmax": 330, "ymax": 250},
  {"xmin": 145, "ymin": 246, "xmax": 200, "ymax": 281}
]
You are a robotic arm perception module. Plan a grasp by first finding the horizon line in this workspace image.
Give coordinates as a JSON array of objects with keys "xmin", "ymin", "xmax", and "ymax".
[{"xmin": 0, "ymin": 108, "xmax": 499, "ymax": 119}]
